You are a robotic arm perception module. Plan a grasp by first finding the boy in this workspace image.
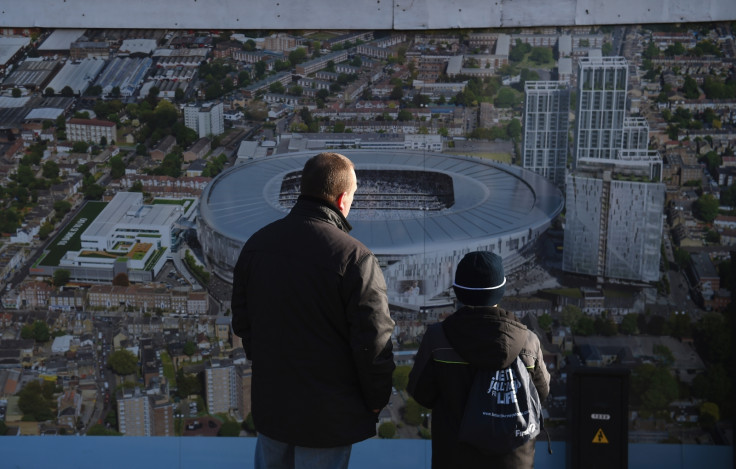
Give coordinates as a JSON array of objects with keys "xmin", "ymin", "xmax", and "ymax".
[{"xmin": 408, "ymin": 251, "xmax": 550, "ymax": 469}]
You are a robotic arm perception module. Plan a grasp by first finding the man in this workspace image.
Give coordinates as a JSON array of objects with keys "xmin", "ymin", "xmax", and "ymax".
[
  {"xmin": 408, "ymin": 251, "xmax": 550, "ymax": 469},
  {"xmin": 232, "ymin": 152, "xmax": 395, "ymax": 469}
]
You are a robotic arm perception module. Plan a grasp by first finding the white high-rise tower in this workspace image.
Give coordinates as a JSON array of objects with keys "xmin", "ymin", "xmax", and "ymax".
[
  {"xmin": 563, "ymin": 56, "xmax": 665, "ymax": 283},
  {"xmin": 522, "ymin": 81, "xmax": 571, "ymax": 188}
]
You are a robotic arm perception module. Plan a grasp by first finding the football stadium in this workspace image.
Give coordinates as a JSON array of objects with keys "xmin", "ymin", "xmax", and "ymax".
[{"xmin": 197, "ymin": 150, "xmax": 564, "ymax": 308}]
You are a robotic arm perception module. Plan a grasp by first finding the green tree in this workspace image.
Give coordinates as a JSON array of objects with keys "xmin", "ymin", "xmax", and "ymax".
[
  {"xmin": 83, "ymin": 183, "xmax": 105, "ymax": 200},
  {"xmin": 560, "ymin": 304, "xmax": 583, "ymax": 327},
  {"xmin": 390, "ymin": 85, "xmax": 404, "ymax": 101},
  {"xmin": 630, "ymin": 363, "xmax": 678, "ymax": 411},
  {"xmin": 44, "ymin": 87, "xmax": 55, "ymax": 97},
  {"xmin": 537, "ymin": 313, "xmax": 552, "ymax": 332},
  {"xmin": 673, "ymin": 248, "xmax": 691, "ymax": 270},
  {"xmin": 573, "ymin": 315, "xmax": 595, "ymax": 336},
  {"xmin": 12, "ymin": 87, "xmax": 22, "ymax": 98},
  {"xmin": 693, "ymin": 194, "xmax": 719, "ymax": 223},
  {"xmin": 85, "ymin": 85, "xmax": 102, "ymax": 96},
  {"xmin": 17, "ymin": 380, "xmax": 56, "ymax": 421},
  {"xmin": 594, "ymin": 315, "xmax": 618, "ymax": 336},
  {"xmin": 41, "ymin": 160, "xmax": 59, "ymax": 180},
  {"xmin": 72, "ymin": 141, "xmax": 89, "ymax": 153},
  {"xmin": 494, "ymin": 87, "xmax": 520, "ymax": 108},
  {"xmin": 254, "ymin": 61, "xmax": 267, "ymax": 79},
  {"xmin": 243, "ymin": 39, "xmax": 256, "ymax": 51},
  {"xmin": 60, "ymin": 86, "xmax": 75, "ymax": 97},
  {"xmin": 269, "ymin": 81, "xmax": 285, "ymax": 94},
  {"xmin": 288, "ymin": 47, "xmax": 307, "ymax": 65},
  {"xmin": 243, "ymin": 412, "xmax": 256, "ymax": 433},
  {"xmin": 403, "ymin": 397, "xmax": 427, "ymax": 426},
  {"xmin": 87, "ymin": 424, "xmax": 122, "ymax": 436},
  {"xmin": 683, "ymin": 76, "xmax": 700, "ymax": 99},
  {"xmin": 23, "ymin": 321, "xmax": 51, "ymax": 343},
  {"xmin": 619, "ymin": 313, "xmax": 639, "ymax": 335},
  {"xmin": 109, "ymin": 155, "xmax": 125, "ymax": 180},
  {"xmin": 316, "ymin": 88, "xmax": 330, "ymax": 101},
  {"xmin": 397, "ymin": 109, "xmax": 413, "ymax": 121},
  {"xmin": 175, "ymin": 369, "xmax": 202, "ymax": 398},
  {"xmin": 699, "ymin": 151, "xmax": 721, "ymax": 176},
  {"xmin": 218, "ymin": 421, "xmax": 241, "ymax": 437},
  {"xmin": 529, "ymin": 47, "xmax": 553, "ymax": 64},
  {"xmin": 506, "ymin": 118, "xmax": 521, "ymax": 142},
  {"xmin": 695, "ymin": 312, "xmax": 732, "ymax": 364},
  {"xmin": 601, "ymin": 42, "xmax": 614, "ymax": 56},
  {"xmin": 668, "ymin": 312, "xmax": 692, "ymax": 339},
  {"xmin": 38, "ymin": 222, "xmax": 54, "ymax": 240},
  {"xmin": 392, "ymin": 365, "xmax": 411, "ymax": 392},
  {"xmin": 653, "ymin": 344, "xmax": 675, "ymax": 366},
  {"xmin": 692, "ymin": 364, "xmax": 730, "ymax": 410},
  {"xmin": 107, "ymin": 350, "xmax": 138, "ymax": 376},
  {"xmin": 183, "ymin": 341, "xmax": 197, "ymax": 356},
  {"xmin": 53, "ymin": 269, "xmax": 70, "ymax": 287},
  {"xmin": 53, "ymin": 199, "xmax": 72, "ymax": 217},
  {"xmin": 378, "ymin": 421, "xmax": 396, "ymax": 439},
  {"xmin": 700, "ymin": 402, "xmax": 720, "ymax": 428}
]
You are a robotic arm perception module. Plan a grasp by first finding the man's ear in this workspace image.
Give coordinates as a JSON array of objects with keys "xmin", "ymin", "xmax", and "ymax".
[{"xmin": 336, "ymin": 191, "xmax": 349, "ymax": 213}]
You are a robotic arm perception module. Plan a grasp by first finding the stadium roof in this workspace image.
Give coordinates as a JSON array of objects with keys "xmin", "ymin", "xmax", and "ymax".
[{"xmin": 200, "ymin": 150, "xmax": 564, "ymax": 255}]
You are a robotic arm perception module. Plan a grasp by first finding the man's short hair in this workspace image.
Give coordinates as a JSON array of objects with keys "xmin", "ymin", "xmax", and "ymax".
[{"xmin": 301, "ymin": 152, "xmax": 355, "ymax": 201}]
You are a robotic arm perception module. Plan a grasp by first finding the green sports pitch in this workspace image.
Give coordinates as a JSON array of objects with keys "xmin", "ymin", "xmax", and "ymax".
[{"xmin": 37, "ymin": 201, "xmax": 107, "ymax": 267}]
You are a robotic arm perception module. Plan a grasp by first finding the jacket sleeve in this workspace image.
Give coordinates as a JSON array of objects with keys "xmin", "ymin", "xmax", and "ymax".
[
  {"xmin": 343, "ymin": 253, "xmax": 396, "ymax": 411},
  {"xmin": 230, "ymin": 246, "xmax": 252, "ymax": 358},
  {"xmin": 520, "ymin": 330, "xmax": 550, "ymax": 401},
  {"xmin": 407, "ymin": 326, "xmax": 439, "ymax": 408}
]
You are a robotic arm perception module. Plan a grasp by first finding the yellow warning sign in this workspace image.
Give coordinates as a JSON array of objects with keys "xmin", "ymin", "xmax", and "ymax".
[{"xmin": 593, "ymin": 428, "xmax": 609, "ymax": 444}]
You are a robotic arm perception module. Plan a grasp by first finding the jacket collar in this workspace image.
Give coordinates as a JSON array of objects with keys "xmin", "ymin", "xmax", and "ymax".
[{"xmin": 291, "ymin": 195, "xmax": 353, "ymax": 233}]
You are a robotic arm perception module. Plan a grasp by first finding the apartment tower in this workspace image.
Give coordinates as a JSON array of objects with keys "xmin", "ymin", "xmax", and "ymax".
[
  {"xmin": 205, "ymin": 359, "xmax": 237, "ymax": 415},
  {"xmin": 563, "ymin": 56, "xmax": 665, "ymax": 283},
  {"xmin": 522, "ymin": 81, "xmax": 571, "ymax": 188},
  {"xmin": 184, "ymin": 102, "xmax": 224, "ymax": 139}
]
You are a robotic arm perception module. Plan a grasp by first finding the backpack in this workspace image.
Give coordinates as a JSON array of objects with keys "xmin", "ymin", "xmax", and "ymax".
[{"xmin": 457, "ymin": 355, "xmax": 545, "ymax": 454}]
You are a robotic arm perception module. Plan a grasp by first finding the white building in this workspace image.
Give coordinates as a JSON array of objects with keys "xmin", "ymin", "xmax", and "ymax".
[
  {"xmin": 117, "ymin": 388, "xmax": 151, "ymax": 436},
  {"xmin": 205, "ymin": 359, "xmax": 237, "ymax": 415},
  {"xmin": 574, "ymin": 56, "xmax": 629, "ymax": 165},
  {"xmin": 67, "ymin": 118, "xmax": 117, "ymax": 144},
  {"xmin": 183, "ymin": 102, "xmax": 224, "ymax": 138},
  {"xmin": 522, "ymin": 81, "xmax": 570, "ymax": 188},
  {"xmin": 564, "ymin": 56, "xmax": 665, "ymax": 283},
  {"xmin": 59, "ymin": 192, "xmax": 182, "ymax": 282}
]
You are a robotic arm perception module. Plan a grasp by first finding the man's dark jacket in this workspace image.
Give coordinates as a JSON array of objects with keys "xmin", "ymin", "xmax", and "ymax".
[
  {"xmin": 408, "ymin": 306, "xmax": 550, "ymax": 469},
  {"xmin": 231, "ymin": 195, "xmax": 395, "ymax": 447}
]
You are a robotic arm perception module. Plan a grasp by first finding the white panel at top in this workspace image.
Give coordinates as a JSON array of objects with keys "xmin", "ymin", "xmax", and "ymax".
[
  {"xmin": 0, "ymin": 0, "xmax": 734, "ymax": 29},
  {"xmin": 0, "ymin": 0, "xmax": 393, "ymax": 30},
  {"xmin": 575, "ymin": 0, "xmax": 736, "ymax": 25},
  {"xmin": 394, "ymin": 0, "xmax": 500, "ymax": 30}
]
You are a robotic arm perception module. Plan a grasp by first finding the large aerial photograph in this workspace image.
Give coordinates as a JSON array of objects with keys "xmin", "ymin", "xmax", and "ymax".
[{"xmin": 0, "ymin": 8, "xmax": 733, "ymax": 469}]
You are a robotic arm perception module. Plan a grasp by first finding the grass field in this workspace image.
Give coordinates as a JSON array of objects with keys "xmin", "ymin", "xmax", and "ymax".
[
  {"xmin": 41, "ymin": 201, "xmax": 107, "ymax": 267},
  {"xmin": 444, "ymin": 151, "xmax": 513, "ymax": 164},
  {"xmin": 153, "ymin": 199, "xmax": 186, "ymax": 205}
]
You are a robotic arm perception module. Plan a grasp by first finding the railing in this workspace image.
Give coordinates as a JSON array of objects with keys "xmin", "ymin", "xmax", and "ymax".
[{"xmin": 0, "ymin": 437, "xmax": 732, "ymax": 469}]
